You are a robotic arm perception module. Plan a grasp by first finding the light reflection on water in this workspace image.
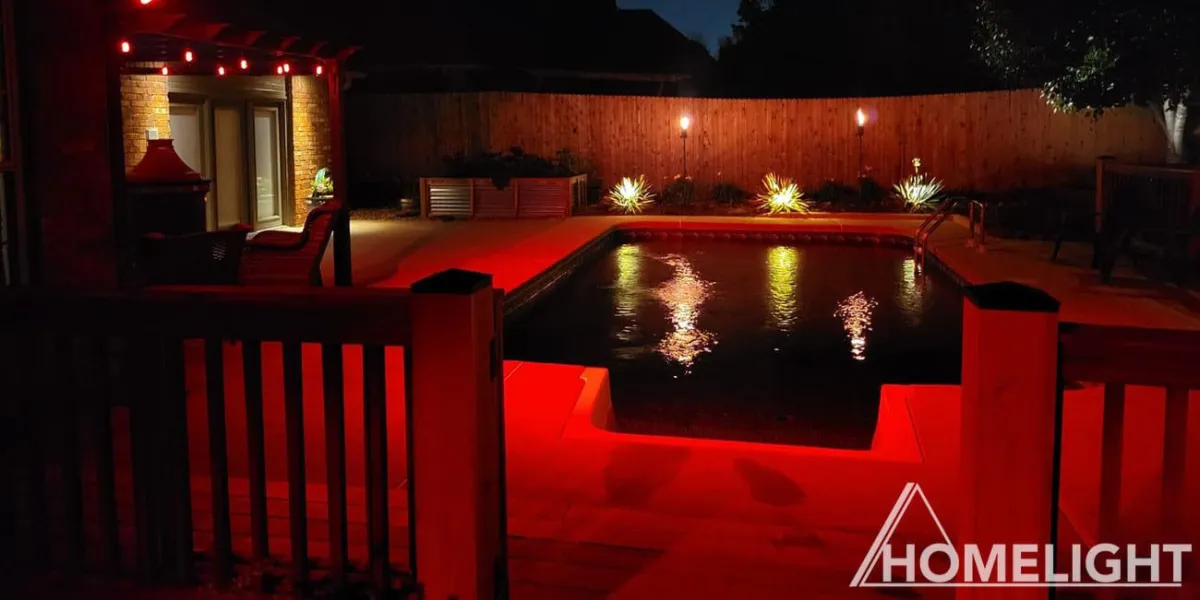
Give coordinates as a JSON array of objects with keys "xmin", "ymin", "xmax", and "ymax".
[
  {"xmin": 766, "ymin": 245, "xmax": 801, "ymax": 332},
  {"xmin": 834, "ymin": 291, "xmax": 878, "ymax": 361},
  {"xmin": 897, "ymin": 256, "xmax": 923, "ymax": 321},
  {"xmin": 651, "ymin": 254, "xmax": 716, "ymax": 370},
  {"xmin": 613, "ymin": 244, "xmax": 642, "ymax": 342}
]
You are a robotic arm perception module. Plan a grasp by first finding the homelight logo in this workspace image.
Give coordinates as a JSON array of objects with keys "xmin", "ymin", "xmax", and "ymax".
[{"xmin": 850, "ymin": 483, "xmax": 1192, "ymax": 589}]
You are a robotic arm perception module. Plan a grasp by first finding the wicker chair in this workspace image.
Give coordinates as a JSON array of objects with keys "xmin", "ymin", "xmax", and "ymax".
[
  {"xmin": 137, "ymin": 227, "xmax": 251, "ymax": 286},
  {"xmin": 240, "ymin": 202, "xmax": 346, "ymax": 287}
]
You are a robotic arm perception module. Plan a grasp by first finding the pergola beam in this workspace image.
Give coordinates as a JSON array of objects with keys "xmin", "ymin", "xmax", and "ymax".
[
  {"xmin": 165, "ymin": 18, "xmax": 231, "ymax": 42},
  {"xmin": 119, "ymin": 11, "xmax": 188, "ymax": 35},
  {"xmin": 214, "ymin": 29, "xmax": 267, "ymax": 47}
]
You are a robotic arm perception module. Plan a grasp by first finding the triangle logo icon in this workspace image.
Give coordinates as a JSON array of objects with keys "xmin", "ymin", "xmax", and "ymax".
[{"xmin": 849, "ymin": 482, "xmax": 956, "ymax": 587}]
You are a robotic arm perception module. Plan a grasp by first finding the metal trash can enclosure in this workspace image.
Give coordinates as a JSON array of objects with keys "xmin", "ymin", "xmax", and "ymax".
[{"xmin": 420, "ymin": 175, "xmax": 586, "ymax": 219}]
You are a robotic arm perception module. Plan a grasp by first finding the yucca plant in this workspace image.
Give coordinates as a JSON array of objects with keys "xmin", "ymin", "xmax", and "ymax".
[
  {"xmin": 607, "ymin": 175, "xmax": 656, "ymax": 214},
  {"xmin": 757, "ymin": 173, "xmax": 809, "ymax": 215},
  {"xmin": 894, "ymin": 158, "xmax": 945, "ymax": 211}
]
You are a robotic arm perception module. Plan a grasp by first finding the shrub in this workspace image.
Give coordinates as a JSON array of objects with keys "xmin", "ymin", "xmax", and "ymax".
[
  {"xmin": 757, "ymin": 173, "xmax": 810, "ymax": 215},
  {"xmin": 859, "ymin": 176, "xmax": 885, "ymax": 205},
  {"xmin": 441, "ymin": 147, "xmax": 584, "ymax": 188},
  {"xmin": 660, "ymin": 175, "xmax": 696, "ymax": 208},
  {"xmin": 712, "ymin": 182, "xmax": 749, "ymax": 205},
  {"xmin": 607, "ymin": 176, "xmax": 656, "ymax": 214},
  {"xmin": 810, "ymin": 179, "xmax": 858, "ymax": 204}
]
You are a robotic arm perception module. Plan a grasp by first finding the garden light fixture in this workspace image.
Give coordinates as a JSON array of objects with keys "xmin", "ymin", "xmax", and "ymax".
[
  {"xmin": 679, "ymin": 116, "xmax": 691, "ymax": 177},
  {"xmin": 856, "ymin": 108, "xmax": 867, "ymax": 179}
]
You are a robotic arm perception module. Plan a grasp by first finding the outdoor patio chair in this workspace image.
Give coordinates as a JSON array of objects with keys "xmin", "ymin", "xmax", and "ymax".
[
  {"xmin": 137, "ymin": 227, "xmax": 251, "ymax": 286},
  {"xmin": 239, "ymin": 201, "xmax": 347, "ymax": 287}
]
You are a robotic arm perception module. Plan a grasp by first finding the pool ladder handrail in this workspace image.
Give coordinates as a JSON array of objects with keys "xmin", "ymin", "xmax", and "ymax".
[{"xmin": 914, "ymin": 196, "xmax": 984, "ymax": 270}]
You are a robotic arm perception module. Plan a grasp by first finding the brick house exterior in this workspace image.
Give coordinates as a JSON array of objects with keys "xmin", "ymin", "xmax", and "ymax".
[
  {"xmin": 120, "ymin": 72, "xmax": 172, "ymax": 173},
  {"xmin": 290, "ymin": 75, "xmax": 333, "ymax": 226}
]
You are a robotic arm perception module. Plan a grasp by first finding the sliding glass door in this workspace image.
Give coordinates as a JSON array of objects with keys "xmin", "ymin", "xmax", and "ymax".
[{"xmin": 168, "ymin": 98, "xmax": 288, "ymax": 231}]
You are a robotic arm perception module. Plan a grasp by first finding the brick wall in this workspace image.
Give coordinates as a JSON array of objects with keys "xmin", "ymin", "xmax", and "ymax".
[
  {"xmin": 291, "ymin": 76, "xmax": 332, "ymax": 226},
  {"xmin": 119, "ymin": 72, "xmax": 171, "ymax": 172}
]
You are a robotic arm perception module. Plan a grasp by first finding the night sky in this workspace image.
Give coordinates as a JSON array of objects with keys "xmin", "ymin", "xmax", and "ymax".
[{"xmin": 619, "ymin": 0, "xmax": 739, "ymax": 53}]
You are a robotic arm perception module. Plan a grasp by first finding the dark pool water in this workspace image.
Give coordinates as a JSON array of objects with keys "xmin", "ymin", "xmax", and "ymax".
[{"xmin": 504, "ymin": 239, "xmax": 963, "ymax": 449}]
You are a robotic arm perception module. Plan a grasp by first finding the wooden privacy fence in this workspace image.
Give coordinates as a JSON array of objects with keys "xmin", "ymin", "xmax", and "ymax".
[
  {"xmin": 0, "ymin": 278, "xmax": 508, "ymax": 598},
  {"xmin": 347, "ymin": 89, "xmax": 1166, "ymax": 198}
]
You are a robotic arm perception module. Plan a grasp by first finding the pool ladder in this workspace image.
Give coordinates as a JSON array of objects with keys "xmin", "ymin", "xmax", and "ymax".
[{"xmin": 913, "ymin": 196, "xmax": 986, "ymax": 271}]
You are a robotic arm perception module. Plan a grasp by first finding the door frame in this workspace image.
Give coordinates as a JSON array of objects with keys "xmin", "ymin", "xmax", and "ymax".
[
  {"xmin": 168, "ymin": 78, "xmax": 294, "ymax": 231},
  {"xmin": 247, "ymin": 101, "xmax": 288, "ymax": 230}
]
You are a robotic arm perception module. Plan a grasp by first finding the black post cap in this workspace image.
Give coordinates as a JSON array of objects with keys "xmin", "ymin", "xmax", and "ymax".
[
  {"xmin": 963, "ymin": 281, "xmax": 1060, "ymax": 313},
  {"xmin": 412, "ymin": 268, "xmax": 493, "ymax": 295}
]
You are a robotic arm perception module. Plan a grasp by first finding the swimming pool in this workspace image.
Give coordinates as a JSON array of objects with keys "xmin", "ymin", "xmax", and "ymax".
[{"xmin": 504, "ymin": 234, "xmax": 963, "ymax": 449}]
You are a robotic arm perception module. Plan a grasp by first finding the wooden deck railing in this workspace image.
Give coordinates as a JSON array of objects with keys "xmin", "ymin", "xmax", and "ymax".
[
  {"xmin": 959, "ymin": 282, "xmax": 1198, "ymax": 596},
  {"xmin": 0, "ymin": 277, "xmax": 508, "ymax": 598},
  {"xmin": 1058, "ymin": 323, "xmax": 1200, "ymax": 548},
  {"xmin": 1094, "ymin": 159, "xmax": 1200, "ymax": 262}
]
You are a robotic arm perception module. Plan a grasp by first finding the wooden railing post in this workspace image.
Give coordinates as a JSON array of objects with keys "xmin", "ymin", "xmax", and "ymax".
[
  {"xmin": 333, "ymin": 206, "xmax": 352, "ymax": 287},
  {"xmin": 410, "ymin": 269, "xmax": 506, "ymax": 600},
  {"xmin": 958, "ymin": 282, "xmax": 1060, "ymax": 600}
]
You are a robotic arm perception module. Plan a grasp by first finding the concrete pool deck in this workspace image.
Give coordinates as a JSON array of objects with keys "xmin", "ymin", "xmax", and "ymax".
[
  {"xmin": 185, "ymin": 213, "xmax": 1200, "ymax": 598},
  {"xmin": 328, "ymin": 214, "xmax": 1200, "ymax": 330}
]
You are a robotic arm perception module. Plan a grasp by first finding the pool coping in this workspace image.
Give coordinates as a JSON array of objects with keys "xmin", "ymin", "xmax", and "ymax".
[{"xmin": 501, "ymin": 217, "xmax": 966, "ymax": 466}]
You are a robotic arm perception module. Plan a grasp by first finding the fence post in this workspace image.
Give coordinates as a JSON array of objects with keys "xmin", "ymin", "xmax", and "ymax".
[
  {"xmin": 958, "ymin": 282, "xmax": 1060, "ymax": 600},
  {"xmin": 410, "ymin": 269, "xmax": 506, "ymax": 600}
]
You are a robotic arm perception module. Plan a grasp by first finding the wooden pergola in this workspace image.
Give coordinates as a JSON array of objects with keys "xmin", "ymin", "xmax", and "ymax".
[{"xmin": 109, "ymin": 0, "xmax": 360, "ymax": 285}]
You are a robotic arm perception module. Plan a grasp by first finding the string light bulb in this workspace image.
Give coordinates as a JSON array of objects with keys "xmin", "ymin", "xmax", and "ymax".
[
  {"xmin": 161, "ymin": 66, "xmax": 169, "ymax": 76},
  {"xmin": 315, "ymin": 64, "xmax": 324, "ymax": 76},
  {"xmin": 217, "ymin": 65, "xmax": 226, "ymax": 76},
  {"xmin": 184, "ymin": 49, "xmax": 194, "ymax": 62},
  {"xmin": 239, "ymin": 58, "xmax": 249, "ymax": 70},
  {"xmin": 282, "ymin": 62, "xmax": 290, "ymax": 74},
  {"xmin": 276, "ymin": 65, "xmax": 284, "ymax": 75},
  {"xmin": 139, "ymin": 0, "xmax": 153, "ymax": 5},
  {"xmin": 119, "ymin": 40, "xmax": 131, "ymax": 54}
]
